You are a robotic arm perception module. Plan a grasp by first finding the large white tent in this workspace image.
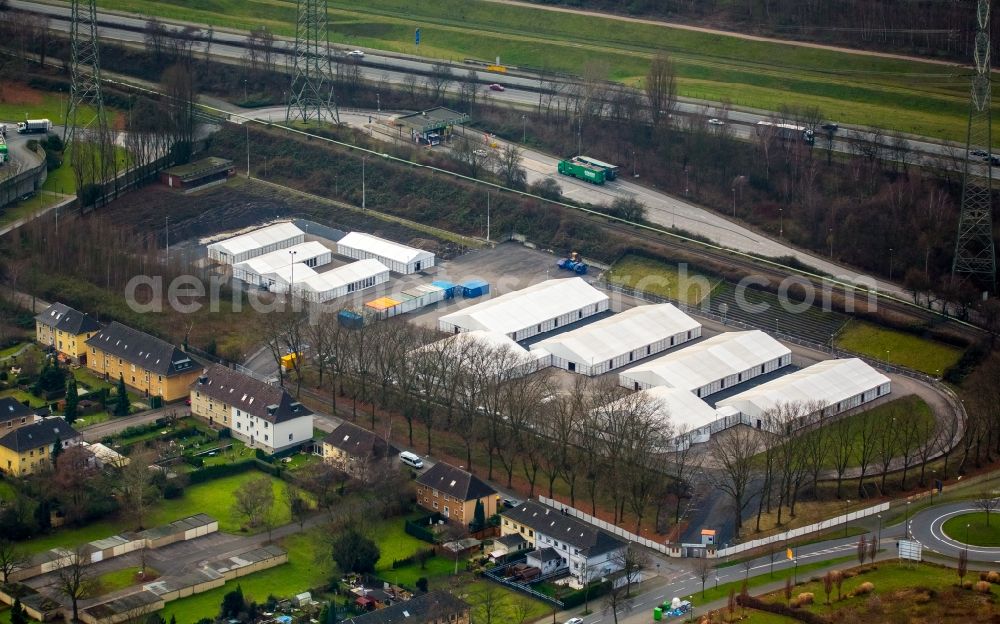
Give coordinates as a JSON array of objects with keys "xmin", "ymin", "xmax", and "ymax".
[
  {"xmin": 716, "ymin": 358, "xmax": 891, "ymax": 428},
  {"xmin": 618, "ymin": 330, "xmax": 791, "ymax": 398},
  {"xmin": 412, "ymin": 330, "xmax": 551, "ymax": 378},
  {"xmin": 534, "ymin": 304, "xmax": 701, "ymax": 376},
  {"xmin": 438, "ymin": 277, "xmax": 609, "ymax": 341},
  {"xmin": 207, "ymin": 222, "xmax": 305, "ymax": 265},
  {"xmin": 337, "ymin": 232, "xmax": 435, "ymax": 274},
  {"xmin": 232, "ymin": 241, "xmax": 333, "ymax": 291},
  {"xmin": 292, "ymin": 259, "xmax": 390, "ymax": 303}
]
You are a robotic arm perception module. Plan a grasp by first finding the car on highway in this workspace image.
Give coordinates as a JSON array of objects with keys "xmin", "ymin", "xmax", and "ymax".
[
  {"xmin": 971, "ymin": 149, "xmax": 989, "ymax": 158},
  {"xmin": 821, "ymin": 122, "xmax": 839, "ymax": 132},
  {"xmin": 707, "ymin": 118, "xmax": 725, "ymax": 126},
  {"xmin": 564, "ymin": 618, "xmax": 584, "ymax": 624},
  {"xmin": 488, "ymin": 83, "xmax": 505, "ymax": 92},
  {"xmin": 346, "ymin": 49, "xmax": 365, "ymax": 58}
]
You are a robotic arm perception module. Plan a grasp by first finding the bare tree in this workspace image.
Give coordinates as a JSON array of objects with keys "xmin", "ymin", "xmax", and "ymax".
[
  {"xmin": 856, "ymin": 413, "xmax": 881, "ymax": 498},
  {"xmin": 822, "ymin": 570, "xmax": 833, "ymax": 604},
  {"xmin": 457, "ymin": 69, "xmax": 479, "ymax": 111},
  {"xmin": 426, "ymin": 62, "xmax": 454, "ymax": 102},
  {"xmin": 612, "ymin": 544, "xmax": 648, "ymax": 597},
  {"xmin": 144, "ymin": 17, "xmax": 169, "ymax": 60},
  {"xmin": 975, "ymin": 491, "xmax": 1000, "ymax": 526},
  {"xmin": 497, "ymin": 144, "xmax": 527, "ymax": 190},
  {"xmin": 874, "ymin": 411, "xmax": 900, "ymax": 495},
  {"xmin": 285, "ymin": 483, "xmax": 311, "ymax": 530},
  {"xmin": 0, "ymin": 539, "xmax": 29, "ymax": 584},
  {"xmin": 115, "ymin": 449, "xmax": 159, "ymax": 529},
  {"xmin": 231, "ymin": 476, "xmax": 275, "ymax": 529},
  {"xmin": 602, "ymin": 578, "xmax": 634, "ymax": 624},
  {"xmin": 54, "ymin": 545, "xmax": 97, "ymax": 623},
  {"xmin": 471, "ymin": 583, "xmax": 509, "ymax": 624},
  {"xmin": 645, "ymin": 52, "xmax": 677, "ymax": 125},
  {"xmin": 297, "ymin": 461, "xmax": 341, "ymax": 516},
  {"xmin": 856, "ymin": 534, "xmax": 868, "ymax": 567},
  {"xmin": 161, "ymin": 62, "xmax": 197, "ymax": 164},
  {"xmin": 709, "ymin": 425, "xmax": 763, "ymax": 539},
  {"xmin": 958, "ymin": 548, "xmax": 968, "ymax": 584},
  {"xmin": 830, "ymin": 415, "xmax": 856, "ymax": 499},
  {"xmin": 692, "ymin": 556, "xmax": 712, "ymax": 598}
]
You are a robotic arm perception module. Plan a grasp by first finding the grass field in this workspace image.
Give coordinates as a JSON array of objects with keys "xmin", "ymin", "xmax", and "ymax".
[
  {"xmin": 20, "ymin": 470, "xmax": 292, "ymax": 554},
  {"xmin": 0, "ymin": 389, "xmax": 47, "ymax": 408},
  {"xmin": 608, "ymin": 254, "xmax": 717, "ymax": 305},
  {"xmin": 695, "ymin": 555, "xmax": 856, "ymax": 604},
  {"xmin": 759, "ymin": 561, "xmax": 998, "ymax": 621},
  {"xmin": 95, "ymin": 0, "xmax": 990, "ymax": 143},
  {"xmin": 96, "ymin": 566, "xmax": 153, "ymax": 594},
  {"xmin": 833, "ymin": 320, "xmax": 964, "ymax": 376},
  {"xmin": 942, "ymin": 512, "xmax": 1000, "ymax": 547},
  {"xmin": 0, "ymin": 342, "xmax": 27, "ymax": 360},
  {"xmin": 0, "ymin": 480, "xmax": 16, "ymax": 503}
]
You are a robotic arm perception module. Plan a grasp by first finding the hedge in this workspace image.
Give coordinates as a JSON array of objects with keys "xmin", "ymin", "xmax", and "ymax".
[
  {"xmin": 187, "ymin": 459, "xmax": 256, "ymax": 484},
  {"xmin": 405, "ymin": 514, "xmax": 441, "ymax": 544},
  {"xmin": 737, "ymin": 594, "xmax": 830, "ymax": 624},
  {"xmin": 558, "ymin": 580, "xmax": 612, "ymax": 609}
]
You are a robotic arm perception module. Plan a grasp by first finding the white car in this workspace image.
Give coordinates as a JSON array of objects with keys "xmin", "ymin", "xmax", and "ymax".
[
  {"xmin": 564, "ymin": 618, "xmax": 584, "ymax": 624},
  {"xmin": 707, "ymin": 118, "xmax": 725, "ymax": 126},
  {"xmin": 473, "ymin": 149, "xmax": 489, "ymax": 158},
  {"xmin": 346, "ymin": 49, "xmax": 365, "ymax": 58}
]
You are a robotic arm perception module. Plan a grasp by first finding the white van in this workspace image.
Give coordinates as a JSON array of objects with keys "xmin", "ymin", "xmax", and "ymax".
[{"xmin": 399, "ymin": 451, "xmax": 424, "ymax": 469}]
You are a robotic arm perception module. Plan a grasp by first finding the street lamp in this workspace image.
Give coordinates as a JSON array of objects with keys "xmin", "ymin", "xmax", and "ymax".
[
  {"xmin": 242, "ymin": 79, "xmax": 248, "ymax": 102},
  {"xmin": 731, "ymin": 186, "xmax": 736, "ymax": 217},
  {"xmin": 966, "ymin": 523, "xmax": 971, "ymax": 555},
  {"xmin": 361, "ymin": 155, "xmax": 368, "ymax": 210},
  {"xmin": 779, "ymin": 208, "xmax": 783, "ymax": 237},
  {"xmin": 245, "ymin": 123, "xmax": 250, "ymax": 177},
  {"xmin": 828, "ymin": 227, "xmax": 833, "ymax": 258},
  {"xmin": 876, "ymin": 514, "xmax": 882, "ymax": 547},
  {"xmin": 889, "ymin": 247, "xmax": 894, "ymax": 281},
  {"xmin": 376, "ymin": 92, "xmax": 381, "ymax": 117},
  {"xmin": 288, "ymin": 249, "xmax": 298, "ymax": 299},
  {"xmin": 845, "ymin": 499, "xmax": 851, "ymax": 537},
  {"xmin": 905, "ymin": 501, "xmax": 912, "ymax": 539},
  {"xmin": 521, "ymin": 114, "xmax": 526, "ymax": 143}
]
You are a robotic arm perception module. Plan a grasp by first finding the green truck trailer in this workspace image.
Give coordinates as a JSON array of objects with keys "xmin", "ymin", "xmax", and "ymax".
[{"xmin": 557, "ymin": 159, "xmax": 606, "ymax": 185}]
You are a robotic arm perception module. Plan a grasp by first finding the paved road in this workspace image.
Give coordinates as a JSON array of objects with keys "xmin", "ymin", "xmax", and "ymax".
[{"xmin": 910, "ymin": 501, "xmax": 1000, "ymax": 563}]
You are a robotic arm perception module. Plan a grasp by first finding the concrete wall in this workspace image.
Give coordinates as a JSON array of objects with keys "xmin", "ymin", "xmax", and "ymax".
[{"xmin": 0, "ymin": 145, "xmax": 47, "ymax": 209}]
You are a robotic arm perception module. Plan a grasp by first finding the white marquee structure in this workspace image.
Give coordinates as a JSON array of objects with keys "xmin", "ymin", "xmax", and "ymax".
[
  {"xmin": 292, "ymin": 259, "xmax": 390, "ymax": 303},
  {"xmin": 207, "ymin": 222, "xmax": 305, "ymax": 265},
  {"xmin": 232, "ymin": 241, "xmax": 333, "ymax": 292},
  {"xmin": 717, "ymin": 358, "xmax": 891, "ymax": 428},
  {"xmin": 438, "ymin": 277, "xmax": 609, "ymax": 341},
  {"xmin": 534, "ymin": 304, "xmax": 701, "ymax": 376},
  {"xmin": 412, "ymin": 330, "xmax": 551, "ymax": 378},
  {"xmin": 337, "ymin": 232, "xmax": 435, "ymax": 274},
  {"xmin": 618, "ymin": 330, "xmax": 791, "ymax": 398}
]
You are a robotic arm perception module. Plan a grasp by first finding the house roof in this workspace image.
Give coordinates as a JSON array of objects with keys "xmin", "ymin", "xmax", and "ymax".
[
  {"xmin": 34, "ymin": 302, "xmax": 100, "ymax": 335},
  {"xmin": 530, "ymin": 547, "xmax": 564, "ymax": 563},
  {"xmin": 502, "ymin": 500, "xmax": 626, "ymax": 557},
  {"xmin": 496, "ymin": 533, "xmax": 528, "ymax": 548},
  {"xmin": 192, "ymin": 364, "xmax": 312, "ymax": 424},
  {"xmin": 341, "ymin": 590, "xmax": 468, "ymax": 624},
  {"xmin": 337, "ymin": 232, "xmax": 435, "ymax": 265},
  {"xmin": 619, "ymin": 330, "xmax": 790, "ymax": 392},
  {"xmin": 323, "ymin": 421, "xmax": 396, "ymax": 458},
  {"xmin": 0, "ymin": 418, "xmax": 81, "ymax": 452},
  {"xmin": 163, "ymin": 156, "xmax": 233, "ymax": 181},
  {"xmin": 415, "ymin": 461, "xmax": 497, "ymax": 502},
  {"xmin": 716, "ymin": 358, "xmax": 890, "ymax": 418},
  {"xmin": 438, "ymin": 277, "xmax": 609, "ymax": 336},
  {"xmin": 85, "ymin": 322, "xmax": 197, "ymax": 377},
  {"xmin": 0, "ymin": 397, "xmax": 34, "ymax": 425},
  {"xmin": 534, "ymin": 303, "xmax": 701, "ymax": 365}
]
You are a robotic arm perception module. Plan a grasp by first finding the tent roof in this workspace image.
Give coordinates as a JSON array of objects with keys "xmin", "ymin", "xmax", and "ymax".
[
  {"xmin": 619, "ymin": 330, "xmax": 790, "ymax": 391},
  {"xmin": 295, "ymin": 259, "xmax": 389, "ymax": 293},
  {"xmin": 338, "ymin": 232, "xmax": 434, "ymax": 264},
  {"xmin": 438, "ymin": 277, "xmax": 608, "ymax": 335},
  {"xmin": 207, "ymin": 222, "xmax": 303, "ymax": 256},
  {"xmin": 599, "ymin": 386, "xmax": 721, "ymax": 433},
  {"xmin": 411, "ymin": 330, "xmax": 548, "ymax": 375},
  {"xmin": 233, "ymin": 241, "xmax": 330, "ymax": 275},
  {"xmin": 534, "ymin": 303, "xmax": 700, "ymax": 365},
  {"xmin": 717, "ymin": 358, "xmax": 890, "ymax": 417}
]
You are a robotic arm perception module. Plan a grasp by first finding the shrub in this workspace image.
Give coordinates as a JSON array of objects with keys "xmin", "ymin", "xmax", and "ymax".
[
  {"xmin": 988, "ymin": 571, "xmax": 1000, "ymax": 583},
  {"xmin": 963, "ymin": 581, "xmax": 974, "ymax": 589},
  {"xmin": 796, "ymin": 592, "xmax": 814, "ymax": 605},
  {"xmin": 854, "ymin": 582, "xmax": 874, "ymax": 596},
  {"xmin": 842, "ymin": 570, "xmax": 858, "ymax": 578},
  {"xmin": 975, "ymin": 581, "xmax": 991, "ymax": 594}
]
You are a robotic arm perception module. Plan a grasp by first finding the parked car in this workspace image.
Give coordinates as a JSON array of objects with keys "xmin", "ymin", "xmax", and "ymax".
[
  {"xmin": 821, "ymin": 122, "xmax": 839, "ymax": 132},
  {"xmin": 707, "ymin": 118, "xmax": 725, "ymax": 126},
  {"xmin": 473, "ymin": 148, "xmax": 489, "ymax": 158},
  {"xmin": 565, "ymin": 619, "xmax": 584, "ymax": 624},
  {"xmin": 488, "ymin": 83, "xmax": 505, "ymax": 92},
  {"xmin": 346, "ymin": 49, "xmax": 365, "ymax": 58}
]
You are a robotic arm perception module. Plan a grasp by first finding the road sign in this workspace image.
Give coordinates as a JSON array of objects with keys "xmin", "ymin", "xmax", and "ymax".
[
  {"xmin": 415, "ymin": 28, "xmax": 421, "ymax": 46},
  {"xmin": 898, "ymin": 539, "xmax": 923, "ymax": 562}
]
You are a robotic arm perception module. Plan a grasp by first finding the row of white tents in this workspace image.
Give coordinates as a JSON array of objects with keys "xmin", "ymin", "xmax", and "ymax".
[
  {"xmin": 433, "ymin": 276, "xmax": 891, "ymax": 449},
  {"xmin": 208, "ymin": 223, "xmax": 435, "ymax": 303}
]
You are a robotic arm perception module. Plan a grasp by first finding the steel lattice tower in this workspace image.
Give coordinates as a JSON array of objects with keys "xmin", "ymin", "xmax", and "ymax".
[
  {"xmin": 953, "ymin": 0, "xmax": 997, "ymax": 290},
  {"xmin": 66, "ymin": 0, "xmax": 109, "ymax": 144},
  {"xmin": 286, "ymin": 0, "xmax": 339, "ymax": 125}
]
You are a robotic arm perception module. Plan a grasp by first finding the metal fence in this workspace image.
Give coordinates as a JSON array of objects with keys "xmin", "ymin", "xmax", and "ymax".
[
  {"xmin": 537, "ymin": 496, "xmax": 670, "ymax": 555},
  {"xmin": 483, "ymin": 557, "xmax": 563, "ymax": 606}
]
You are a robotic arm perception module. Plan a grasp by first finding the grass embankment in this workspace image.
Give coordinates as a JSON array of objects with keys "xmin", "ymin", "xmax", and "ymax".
[
  {"xmin": 942, "ymin": 512, "xmax": 1000, "ymax": 548},
  {"xmin": 759, "ymin": 561, "xmax": 999, "ymax": 622},
  {"xmin": 95, "ymin": 0, "xmax": 987, "ymax": 143},
  {"xmin": 694, "ymin": 555, "xmax": 855, "ymax": 605},
  {"xmin": 833, "ymin": 320, "xmax": 963, "ymax": 376},
  {"xmin": 607, "ymin": 254, "xmax": 718, "ymax": 305}
]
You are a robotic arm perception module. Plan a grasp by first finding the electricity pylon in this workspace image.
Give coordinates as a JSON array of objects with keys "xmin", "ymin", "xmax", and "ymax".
[{"xmin": 286, "ymin": 0, "xmax": 339, "ymax": 125}]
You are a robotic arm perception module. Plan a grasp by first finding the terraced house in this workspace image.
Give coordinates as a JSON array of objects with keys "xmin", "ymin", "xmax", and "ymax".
[
  {"xmin": 0, "ymin": 397, "xmax": 35, "ymax": 434},
  {"xmin": 0, "ymin": 418, "xmax": 81, "ymax": 476},
  {"xmin": 85, "ymin": 322, "xmax": 200, "ymax": 402},
  {"xmin": 321, "ymin": 421, "xmax": 398, "ymax": 480},
  {"xmin": 415, "ymin": 461, "xmax": 498, "ymax": 527},
  {"xmin": 34, "ymin": 303, "xmax": 100, "ymax": 363},
  {"xmin": 190, "ymin": 364, "xmax": 313, "ymax": 455}
]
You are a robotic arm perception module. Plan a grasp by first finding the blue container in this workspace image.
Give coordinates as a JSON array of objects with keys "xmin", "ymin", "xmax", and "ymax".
[
  {"xmin": 337, "ymin": 309, "xmax": 364, "ymax": 329},
  {"xmin": 557, "ymin": 259, "xmax": 572, "ymax": 270},
  {"xmin": 431, "ymin": 280, "xmax": 457, "ymax": 299},
  {"xmin": 461, "ymin": 279, "xmax": 490, "ymax": 298},
  {"xmin": 574, "ymin": 263, "xmax": 588, "ymax": 275}
]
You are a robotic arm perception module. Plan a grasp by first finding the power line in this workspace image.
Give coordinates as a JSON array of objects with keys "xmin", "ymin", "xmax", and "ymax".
[{"xmin": 286, "ymin": 0, "xmax": 339, "ymax": 126}]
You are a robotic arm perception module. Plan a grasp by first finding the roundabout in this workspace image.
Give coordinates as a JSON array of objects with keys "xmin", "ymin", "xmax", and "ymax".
[{"xmin": 910, "ymin": 502, "xmax": 1000, "ymax": 561}]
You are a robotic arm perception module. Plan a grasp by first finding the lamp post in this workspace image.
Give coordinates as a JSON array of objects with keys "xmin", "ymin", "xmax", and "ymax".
[
  {"xmin": 245, "ymin": 123, "xmax": 250, "ymax": 177},
  {"xmin": 876, "ymin": 514, "xmax": 882, "ymax": 547},
  {"xmin": 362, "ymin": 155, "xmax": 368, "ymax": 211},
  {"xmin": 684, "ymin": 166, "xmax": 690, "ymax": 195},
  {"xmin": 521, "ymin": 114, "xmax": 526, "ymax": 143},
  {"xmin": 242, "ymin": 79, "xmax": 248, "ymax": 102},
  {"xmin": 731, "ymin": 186, "xmax": 736, "ymax": 217},
  {"xmin": 845, "ymin": 499, "xmax": 851, "ymax": 537},
  {"xmin": 966, "ymin": 523, "xmax": 971, "ymax": 555},
  {"xmin": 889, "ymin": 247, "xmax": 894, "ymax": 281},
  {"xmin": 779, "ymin": 208, "xmax": 783, "ymax": 237},
  {"xmin": 376, "ymin": 92, "xmax": 381, "ymax": 118},
  {"xmin": 289, "ymin": 249, "xmax": 297, "ymax": 299},
  {"xmin": 828, "ymin": 227, "xmax": 833, "ymax": 258},
  {"xmin": 905, "ymin": 500, "xmax": 912, "ymax": 539}
]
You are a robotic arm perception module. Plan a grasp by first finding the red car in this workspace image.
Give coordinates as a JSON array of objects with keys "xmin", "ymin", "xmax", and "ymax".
[{"xmin": 488, "ymin": 83, "xmax": 505, "ymax": 92}]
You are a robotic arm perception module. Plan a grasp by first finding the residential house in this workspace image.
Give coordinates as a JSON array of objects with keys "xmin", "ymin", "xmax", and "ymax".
[
  {"xmin": 190, "ymin": 364, "xmax": 313, "ymax": 455},
  {"xmin": 500, "ymin": 500, "xmax": 627, "ymax": 587},
  {"xmin": 341, "ymin": 590, "xmax": 469, "ymax": 624},
  {"xmin": 415, "ymin": 461, "xmax": 498, "ymax": 527},
  {"xmin": 321, "ymin": 421, "xmax": 398, "ymax": 480},
  {"xmin": 487, "ymin": 533, "xmax": 530, "ymax": 561},
  {"xmin": 0, "ymin": 418, "xmax": 82, "ymax": 476},
  {"xmin": 0, "ymin": 397, "xmax": 36, "ymax": 434},
  {"xmin": 35, "ymin": 303, "xmax": 101, "ymax": 363},
  {"xmin": 84, "ymin": 322, "xmax": 200, "ymax": 402}
]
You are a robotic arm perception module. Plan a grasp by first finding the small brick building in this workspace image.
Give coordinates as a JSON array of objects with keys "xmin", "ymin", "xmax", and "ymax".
[{"xmin": 160, "ymin": 157, "xmax": 235, "ymax": 191}]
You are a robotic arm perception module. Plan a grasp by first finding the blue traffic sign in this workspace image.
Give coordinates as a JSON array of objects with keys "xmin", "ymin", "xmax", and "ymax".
[{"xmin": 415, "ymin": 28, "xmax": 421, "ymax": 45}]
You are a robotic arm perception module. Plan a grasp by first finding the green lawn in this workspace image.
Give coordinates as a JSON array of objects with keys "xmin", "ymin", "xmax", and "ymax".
[
  {"xmin": 373, "ymin": 513, "xmax": 433, "ymax": 567},
  {"xmin": 95, "ymin": 0, "xmax": 991, "ymax": 144},
  {"xmin": 72, "ymin": 410, "xmax": 112, "ymax": 427},
  {"xmin": 96, "ymin": 566, "xmax": 150, "ymax": 594},
  {"xmin": 458, "ymin": 581, "xmax": 550, "ymax": 621},
  {"xmin": 19, "ymin": 470, "xmax": 292, "ymax": 554},
  {"xmin": 0, "ymin": 342, "xmax": 27, "ymax": 360},
  {"xmin": 0, "ymin": 480, "xmax": 16, "ymax": 503},
  {"xmin": 0, "ymin": 90, "xmax": 71, "ymax": 127},
  {"xmin": 833, "ymin": 321, "xmax": 963, "ymax": 376},
  {"xmin": 159, "ymin": 529, "xmax": 330, "ymax": 624},
  {"xmin": 942, "ymin": 512, "xmax": 1000, "ymax": 547},
  {"xmin": 608, "ymin": 254, "xmax": 718, "ymax": 305},
  {"xmin": 693, "ymin": 555, "xmax": 855, "ymax": 604},
  {"xmin": 0, "ymin": 191, "xmax": 67, "ymax": 228},
  {"xmin": 0, "ymin": 389, "xmax": 46, "ymax": 409},
  {"xmin": 384, "ymin": 556, "xmax": 455, "ymax": 588}
]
